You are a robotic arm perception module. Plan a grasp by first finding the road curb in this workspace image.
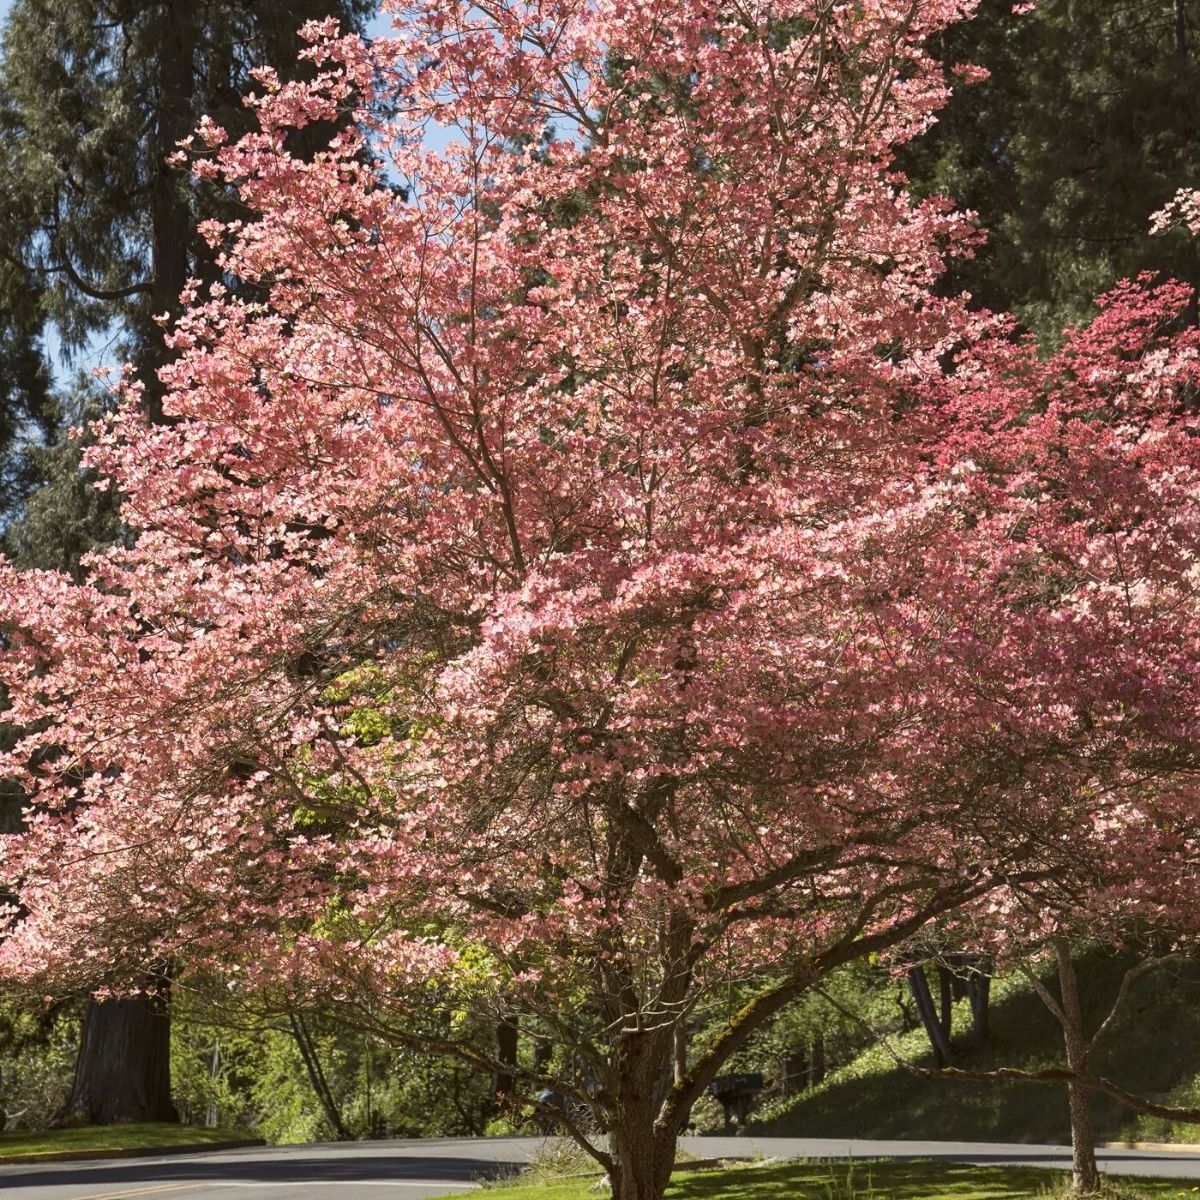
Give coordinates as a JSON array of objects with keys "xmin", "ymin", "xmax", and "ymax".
[{"xmin": 0, "ymin": 1138, "xmax": 264, "ymax": 1165}]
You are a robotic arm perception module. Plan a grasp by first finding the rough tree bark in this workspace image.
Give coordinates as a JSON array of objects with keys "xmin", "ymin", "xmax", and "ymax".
[
  {"xmin": 143, "ymin": 0, "xmax": 196, "ymax": 415},
  {"xmin": 609, "ymin": 1031, "xmax": 677, "ymax": 1200},
  {"xmin": 61, "ymin": 990, "xmax": 176, "ymax": 1124}
]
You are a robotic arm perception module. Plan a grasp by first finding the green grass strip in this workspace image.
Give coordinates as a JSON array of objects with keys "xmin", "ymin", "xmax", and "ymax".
[
  {"xmin": 0, "ymin": 1122, "xmax": 251, "ymax": 1161},
  {"xmin": 486, "ymin": 1159, "xmax": 1195, "ymax": 1199}
]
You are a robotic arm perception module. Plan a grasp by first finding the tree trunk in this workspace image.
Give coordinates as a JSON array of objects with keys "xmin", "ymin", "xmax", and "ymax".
[
  {"xmin": 1055, "ymin": 940, "xmax": 1099, "ymax": 1194},
  {"xmin": 809, "ymin": 1032, "xmax": 826, "ymax": 1085},
  {"xmin": 673, "ymin": 1021, "xmax": 694, "ymax": 1131},
  {"xmin": 968, "ymin": 962, "xmax": 991, "ymax": 1049},
  {"xmin": 908, "ymin": 966, "xmax": 951, "ymax": 1066},
  {"xmin": 605, "ymin": 1027, "xmax": 678, "ymax": 1200},
  {"xmin": 62, "ymin": 992, "xmax": 176, "ymax": 1124},
  {"xmin": 206, "ymin": 1041, "xmax": 220, "ymax": 1128},
  {"xmin": 287, "ymin": 1011, "xmax": 352, "ymax": 1140},
  {"xmin": 143, "ymin": 0, "xmax": 196, "ymax": 416},
  {"xmin": 1065, "ymin": 1076, "xmax": 1099, "ymax": 1194},
  {"xmin": 784, "ymin": 1051, "xmax": 807, "ymax": 1096},
  {"xmin": 610, "ymin": 1122, "xmax": 676, "ymax": 1200},
  {"xmin": 62, "ymin": 6, "xmax": 197, "ymax": 1115},
  {"xmin": 937, "ymin": 964, "xmax": 954, "ymax": 1042},
  {"xmin": 494, "ymin": 1014, "xmax": 519, "ymax": 1108}
]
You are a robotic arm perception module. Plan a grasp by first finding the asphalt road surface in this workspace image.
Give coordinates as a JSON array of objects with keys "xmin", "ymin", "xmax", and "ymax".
[{"xmin": 5, "ymin": 1135, "xmax": 1200, "ymax": 1200}]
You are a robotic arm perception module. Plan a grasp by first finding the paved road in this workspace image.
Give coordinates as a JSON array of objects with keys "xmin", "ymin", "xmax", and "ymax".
[{"xmin": 4, "ymin": 1135, "xmax": 1200, "ymax": 1200}]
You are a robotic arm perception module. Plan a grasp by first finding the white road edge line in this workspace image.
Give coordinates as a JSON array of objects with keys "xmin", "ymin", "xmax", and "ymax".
[{"xmin": 206, "ymin": 1183, "xmax": 480, "ymax": 1190}]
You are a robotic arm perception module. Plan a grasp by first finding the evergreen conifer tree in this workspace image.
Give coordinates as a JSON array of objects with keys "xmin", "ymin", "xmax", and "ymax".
[
  {"xmin": 903, "ymin": 0, "xmax": 1200, "ymax": 337},
  {"xmin": 0, "ymin": 0, "xmax": 373, "ymax": 1125}
]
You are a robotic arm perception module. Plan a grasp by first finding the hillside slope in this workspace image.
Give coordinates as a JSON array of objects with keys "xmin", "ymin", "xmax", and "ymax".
[{"xmin": 751, "ymin": 955, "xmax": 1200, "ymax": 1144}]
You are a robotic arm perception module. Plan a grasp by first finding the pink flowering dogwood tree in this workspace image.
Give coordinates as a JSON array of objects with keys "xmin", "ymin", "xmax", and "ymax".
[
  {"xmin": 863, "ymin": 275, "xmax": 1200, "ymax": 1193},
  {"xmin": 5, "ymin": 3, "xmax": 1200, "ymax": 1196}
]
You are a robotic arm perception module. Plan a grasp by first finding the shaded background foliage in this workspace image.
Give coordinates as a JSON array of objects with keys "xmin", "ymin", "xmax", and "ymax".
[{"xmin": 902, "ymin": 0, "xmax": 1200, "ymax": 338}]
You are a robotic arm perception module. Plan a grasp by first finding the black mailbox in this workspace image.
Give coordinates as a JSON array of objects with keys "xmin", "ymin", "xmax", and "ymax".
[{"xmin": 708, "ymin": 1072, "xmax": 764, "ymax": 1098}]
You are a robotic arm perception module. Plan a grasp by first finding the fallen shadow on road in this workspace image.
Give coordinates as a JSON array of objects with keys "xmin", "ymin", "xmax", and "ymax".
[{"xmin": 0, "ymin": 1151, "xmax": 523, "ymax": 1190}]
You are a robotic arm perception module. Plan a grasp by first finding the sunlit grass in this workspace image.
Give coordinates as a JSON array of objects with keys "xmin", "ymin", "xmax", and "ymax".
[
  {"xmin": 0, "ymin": 1122, "xmax": 252, "ymax": 1161},
  {"xmin": 485, "ymin": 1159, "xmax": 1189, "ymax": 1199}
]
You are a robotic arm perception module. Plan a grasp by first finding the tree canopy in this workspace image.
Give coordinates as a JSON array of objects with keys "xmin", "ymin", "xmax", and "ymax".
[{"xmin": 3, "ymin": 3, "xmax": 1200, "ymax": 1196}]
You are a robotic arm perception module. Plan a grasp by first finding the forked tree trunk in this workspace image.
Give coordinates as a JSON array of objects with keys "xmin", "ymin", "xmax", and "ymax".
[
  {"xmin": 609, "ymin": 1117, "xmax": 676, "ymax": 1200},
  {"xmin": 287, "ymin": 1012, "xmax": 351, "ymax": 1140},
  {"xmin": 908, "ymin": 965, "xmax": 951, "ymax": 1066},
  {"xmin": 62, "ymin": 993, "xmax": 176, "ymax": 1125},
  {"xmin": 1054, "ymin": 940, "xmax": 1099, "ymax": 1194},
  {"xmin": 607, "ymin": 1031, "xmax": 677, "ymax": 1200}
]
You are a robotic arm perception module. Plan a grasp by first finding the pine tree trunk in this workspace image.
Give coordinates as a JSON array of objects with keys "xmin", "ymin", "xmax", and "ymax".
[
  {"xmin": 143, "ymin": 0, "xmax": 197, "ymax": 415},
  {"xmin": 62, "ymin": 993, "xmax": 176, "ymax": 1125},
  {"xmin": 1054, "ymin": 940, "xmax": 1099, "ymax": 1194},
  {"xmin": 66, "ymin": 7, "xmax": 201, "ymax": 1113}
]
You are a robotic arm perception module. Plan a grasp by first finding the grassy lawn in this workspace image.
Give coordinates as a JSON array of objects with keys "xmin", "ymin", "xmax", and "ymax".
[
  {"xmin": 486, "ymin": 1161, "xmax": 1188, "ymax": 1200},
  {"xmin": 0, "ymin": 1122, "xmax": 252, "ymax": 1160}
]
